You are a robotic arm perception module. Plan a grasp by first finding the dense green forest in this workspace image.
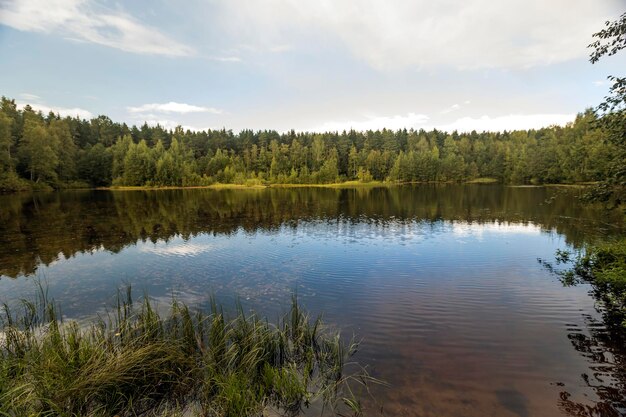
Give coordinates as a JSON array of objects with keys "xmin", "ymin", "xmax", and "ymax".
[{"xmin": 0, "ymin": 96, "xmax": 619, "ymax": 192}]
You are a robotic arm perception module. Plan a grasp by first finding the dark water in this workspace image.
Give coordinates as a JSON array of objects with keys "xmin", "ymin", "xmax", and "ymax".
[{"xmin": 0, "ymin": 185, "xmax": 625, "ymax": 416}]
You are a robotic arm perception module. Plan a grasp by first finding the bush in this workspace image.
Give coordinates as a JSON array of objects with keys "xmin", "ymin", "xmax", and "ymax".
[
  {"xmin": 55, "ymin": 180, "xmax": 91, "ymax": 190},
  {"xmin": 0, "ymin": 171, "xmax": 31, "ymax": 192},
  {"xmin": 559, "ymin": 240, "xmax": 626, "ymax": 328},
  {"xmin": 244, "ymin": 178, "xmax": 264, "ymax": 187}
]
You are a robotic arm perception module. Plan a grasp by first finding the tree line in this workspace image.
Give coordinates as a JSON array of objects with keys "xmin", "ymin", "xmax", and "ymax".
[{"xmin": 0, "ymin": 97, "xmax": 619, "ymax": 191}]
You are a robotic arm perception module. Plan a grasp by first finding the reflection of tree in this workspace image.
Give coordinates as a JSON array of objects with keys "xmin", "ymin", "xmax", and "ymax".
[
  {"xmin": 558, "ymin": 314, "xmax": 626, "ymax": 417},
  {"xmin": 0, "ymin": 185, "xmax": 623, "ymax": 278}
]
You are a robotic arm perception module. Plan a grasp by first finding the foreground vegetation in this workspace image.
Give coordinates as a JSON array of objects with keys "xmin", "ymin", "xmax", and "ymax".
[
  {"xmin": 556, "ymin": 240, "xmax": 626, "ymax": 329},
  {"xmin": 0, "ymin": 288, "xmax": 374, "ymax": 416}
]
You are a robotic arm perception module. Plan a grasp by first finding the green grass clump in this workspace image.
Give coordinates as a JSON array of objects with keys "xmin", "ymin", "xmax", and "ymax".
[{"xmin": 0, "ymin": 288, "xmax": 375, "ymax": 416}]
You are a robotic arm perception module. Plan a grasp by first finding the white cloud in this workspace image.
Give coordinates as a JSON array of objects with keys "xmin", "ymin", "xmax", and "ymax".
[
  {"xmin": 269, "ymin": 44, "xmax": 292, "ymax": 53},
  {"xmin": 432, "ymin": 113, "xmax": 575, "ymax": 133},
  {"xmin": 306, "ymin": 112, "xmax": 573, "ymax": 133},
  {"xmin": 19, "ymin": 93, "xmax": 41, "ymax": 101},
  {"xmin": 310, "ymin": 112, "xmax": 429, "ymax": 132},
  {"xmin": 128, "ymin": 102, "xmax": 224, "ymax": 132},
  {"xmin": 0, "ymin": 0, "xmax": 194, "ymax": 56},
  {"xmin": 16, "ymin": 102, "xmax": 93, "ymax": 119},
  {"xmin": 142, "ymin": 119, "xmax": 214, "ymax": 132},
  {"xmin": 592, "ymin": 79, "xmax": 611, "ymax": 87},
  {"xmin": 441, "ymin": 104, "xmax": 460, "ymax": 114},
  {"xmin": 217, "ymin": 0, "xmax": 619, "ymax": 70},
  {"xmin": 211, "ymin": 56, "xmax": 242, "ymax": 63},
  {"xmin": 127, "ymin": 102, "xmax": 223, "ymax": 115}
]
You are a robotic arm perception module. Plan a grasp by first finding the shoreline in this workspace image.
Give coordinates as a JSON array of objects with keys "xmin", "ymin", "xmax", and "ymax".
[
  {"xmin": 90, "ymin": 179, "xmax": 598, "ymax": 191},
  {"xmin": 1, "ymin": 179, "xmax": 600, "ymax": 194},
  {"xmin": 98, "ymin": 180, "xmax": 393, "ymax": 191}
]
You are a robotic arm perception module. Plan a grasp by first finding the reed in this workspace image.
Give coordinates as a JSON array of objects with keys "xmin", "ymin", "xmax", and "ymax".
[{"xmin": 0, "ymin": 288, "xmax": 376, "ymax": 416}]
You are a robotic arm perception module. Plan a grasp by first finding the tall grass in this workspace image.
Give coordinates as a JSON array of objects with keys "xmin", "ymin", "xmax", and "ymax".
[{"xmin": 0, "ymin": 287, "xmax": 377, "ymax": 416}]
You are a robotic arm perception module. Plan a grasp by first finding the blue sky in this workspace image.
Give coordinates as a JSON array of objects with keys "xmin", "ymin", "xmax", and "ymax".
[{"xmin": 0, "ymin": 0, "xmax": 624, "ymax": 133}]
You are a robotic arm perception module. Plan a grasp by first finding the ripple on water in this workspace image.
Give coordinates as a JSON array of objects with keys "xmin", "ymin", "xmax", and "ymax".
[{"xmin": 1, "ymin": 188, "xmax": 624, "ymax": 417}]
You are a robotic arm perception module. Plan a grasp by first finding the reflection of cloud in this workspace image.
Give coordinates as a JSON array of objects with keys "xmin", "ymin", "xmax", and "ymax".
[
  {"xmin": 140, "ymin": 243, "xmax": 215, "ymax": 257},
  {"xmin": 451, "ymin": 221, "xmax": 542, "ymax": 238}
]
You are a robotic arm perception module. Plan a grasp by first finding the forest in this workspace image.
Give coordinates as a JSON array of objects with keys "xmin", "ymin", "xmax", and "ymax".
[{"xmin": 0, "ymin": 96, "xmax": 619, "ymax": 192}]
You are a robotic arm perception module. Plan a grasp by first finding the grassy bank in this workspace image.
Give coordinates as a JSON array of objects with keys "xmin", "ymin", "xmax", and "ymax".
[
  {"xmin": 0, "ymin": 288, "xmax": 375, "ymax": 416},
  {"xmin": 101, "ymin": 180, "xmax": 389, "ymax": 191},
  {"xmin": 6, "ymin": 179, "xmax": 603, "ymax": 194},
  {"xmin": 99, "ymin": 180, "xmax": 601, "ymax": 192},
  {"xmin": 104, "ymin": 183, "xmax": 267, "ymax": 191},
  {"xmin": 269, "ymin": 180, "xmax": 386, "ymax": 189},
  {"xmin": 465, "ymin": 177, "xmax": 499, "ymax": 184}
]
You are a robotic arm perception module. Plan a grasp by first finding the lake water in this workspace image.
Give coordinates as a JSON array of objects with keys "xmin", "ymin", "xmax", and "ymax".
[{"xmin": 1, "ymin": 185, "xmax": 625, "ymax": 416}]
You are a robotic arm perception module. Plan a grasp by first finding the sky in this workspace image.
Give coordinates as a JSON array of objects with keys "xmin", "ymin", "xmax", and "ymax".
[{"xmin": 0, "ymin": 0, "xmax": 624, "ymax": 133}]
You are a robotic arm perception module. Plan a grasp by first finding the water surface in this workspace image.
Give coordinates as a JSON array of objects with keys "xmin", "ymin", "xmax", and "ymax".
[{"xmin": 0, "ymin": 185, "xmax": 624, "ymax": 416}]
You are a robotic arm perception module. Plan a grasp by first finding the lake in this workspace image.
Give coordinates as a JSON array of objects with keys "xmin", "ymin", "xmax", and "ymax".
[{"xmin": 1, "ymin": 185, "xmax": 625, "ymax": 416}]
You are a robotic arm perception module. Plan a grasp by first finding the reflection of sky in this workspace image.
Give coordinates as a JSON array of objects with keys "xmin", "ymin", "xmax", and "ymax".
[
  {"xmin": 139, "ymin": 241, "xmax": 217, "ymax": 257},
  {"xmin": 0, "ymin": 219, "xmax": 566, "ymax": 317},
  {"xmin": 451, "ymin": 221, "xmax": 542, "ymax": 238}
]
